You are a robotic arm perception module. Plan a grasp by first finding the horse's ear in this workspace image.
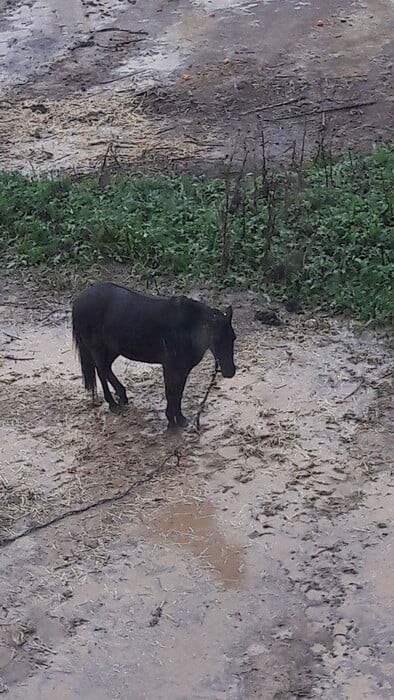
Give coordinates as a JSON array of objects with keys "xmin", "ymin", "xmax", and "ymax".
[{"xmin": 226, "ymin": 305, "xmax": 233, "ymax": 322}]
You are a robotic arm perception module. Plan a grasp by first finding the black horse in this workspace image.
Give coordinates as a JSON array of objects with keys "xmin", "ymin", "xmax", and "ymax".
[{"xmin": 72, "ymin": 283, "xmax": 236, "ymax": 427}]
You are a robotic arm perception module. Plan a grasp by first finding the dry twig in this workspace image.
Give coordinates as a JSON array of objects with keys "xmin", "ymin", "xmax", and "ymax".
[
  {"xmin": 241, "ymin": 97, "xmax": 300, "ymax": 116},
  {"xmin": 336, "ymin": 381, "xmax": 364, "ymax": 403},
  {"xmin": 2, "ymin": 331, "xmax": 22, "ymax": 341},
  {"xmin": 262, "ymin": 100, "xmax": 377, "ymax": 122},
  {"xmin": 95, "ymin": 28, "xmax": 148, "ymax": 36}
]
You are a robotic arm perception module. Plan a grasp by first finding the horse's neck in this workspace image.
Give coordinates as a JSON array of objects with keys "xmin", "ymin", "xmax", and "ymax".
[{"xmin": 192, "ymin": 313, "xmax": 212, "ymax": 353}]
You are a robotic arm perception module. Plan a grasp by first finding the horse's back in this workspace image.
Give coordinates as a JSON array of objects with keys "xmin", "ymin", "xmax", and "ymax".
[
  {"xmin": 73, "ymin": 282, "xmax": 135, "ymax": 310},
  {"xmin": 72, "ymin": 283, "xmax": 174, "ymax": 360},
  {"xmin": 73, "ymin": 283, "xmax": 154, "ymax": 321},
  {"xmin": 73, "ymin": 283, "xmax": 204, "ymax": 325}
]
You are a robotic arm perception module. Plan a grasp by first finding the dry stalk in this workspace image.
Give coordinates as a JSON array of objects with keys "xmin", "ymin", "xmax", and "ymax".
[{"xmin": 219, "ymin": 152, "xmax": 234, "ymax": 275}]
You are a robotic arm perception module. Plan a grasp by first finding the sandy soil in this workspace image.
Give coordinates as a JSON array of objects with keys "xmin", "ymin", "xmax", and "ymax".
[
  {"xmin": 0, "ymin": 276, "xmax": 393, "ymax": 698},
  {"xmin": 0, "ymin": 0, "xmax": 393, "ymax": 173}
]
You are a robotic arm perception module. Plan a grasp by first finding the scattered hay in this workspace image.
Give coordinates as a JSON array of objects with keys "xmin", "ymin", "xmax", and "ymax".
[{"xmin": 0, "ymin": 92, "xmax": 218, "ymax": 174}]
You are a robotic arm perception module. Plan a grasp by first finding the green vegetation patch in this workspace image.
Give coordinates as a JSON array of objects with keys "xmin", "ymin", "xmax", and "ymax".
[{"xmin": 0, "ymin": 146, "xmax": 393, "ymax": 324}]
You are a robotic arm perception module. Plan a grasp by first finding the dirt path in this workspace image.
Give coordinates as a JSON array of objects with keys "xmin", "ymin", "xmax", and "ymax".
[
  {"xmin": 0, "ymin": 0, "xmax": 393, "ymax": 173},
  {"xmin": 0, "ymin": 280, "xmax": 392, "ymax": 698}
]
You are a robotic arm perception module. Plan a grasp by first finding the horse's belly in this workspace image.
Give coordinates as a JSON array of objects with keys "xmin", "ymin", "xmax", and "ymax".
[
  {"xmin": 122, "ymin": 349, "xmax": 162, "ymax": 365},
  {"xmin": 119, "ymin": 338, "xmax": 163, "ymax": 365}
]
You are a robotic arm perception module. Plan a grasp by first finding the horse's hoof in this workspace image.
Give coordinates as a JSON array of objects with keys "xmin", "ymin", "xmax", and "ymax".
[
  {"xmin": 109, "ymin": 402, "xmax": 122, "ymax": 414},
  {"xmin": 167, "ymin": 422, "xmax": 180, "ymax": 433},
  {"xmin": 167, "ymin": 416, "xmax": 187, "ymax": 433}
]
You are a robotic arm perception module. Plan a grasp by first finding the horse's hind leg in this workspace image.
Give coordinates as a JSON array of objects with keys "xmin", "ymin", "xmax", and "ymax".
[
  {"xmin": 107, "ymin": 367, "xmax": 128, "ymax": 406},
  {"xmin": 91, "ymin": 349, "xmax": 119, "ymax": 412},
  {"xmin": 96, "ymin": 367, "xmax": 120, "ymax": 412}
]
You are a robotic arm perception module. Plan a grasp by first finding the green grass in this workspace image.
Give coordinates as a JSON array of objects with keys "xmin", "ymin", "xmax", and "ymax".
[{"xmin": 0, "ymin": 145, "xmax": 393, "ymax": 324}]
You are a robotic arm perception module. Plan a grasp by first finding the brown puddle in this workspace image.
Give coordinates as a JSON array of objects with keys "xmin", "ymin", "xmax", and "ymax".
[{"xmin": 148, "ymin": 497, "xmax": 246, "ymax": 588}]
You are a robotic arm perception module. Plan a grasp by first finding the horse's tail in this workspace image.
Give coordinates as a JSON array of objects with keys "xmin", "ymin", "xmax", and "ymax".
[{"xmin": 72, "ymin": 315, "xmax": 97, "ymax": 398}]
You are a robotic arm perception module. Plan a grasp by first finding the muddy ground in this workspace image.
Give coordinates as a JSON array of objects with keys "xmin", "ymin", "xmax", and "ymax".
[
  {"xmin": 1, "ymin": 1, "xmax": 394, "ymax": 699},
  {"xmin": 0, "ymin": 274, "xmax": 393, "ymax": 699},
  {"xmin": 0, "ymin": 0, "xmax": 393, "ymax": 173}
]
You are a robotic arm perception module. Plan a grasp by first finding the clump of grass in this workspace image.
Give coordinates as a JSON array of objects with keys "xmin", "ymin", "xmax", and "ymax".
[{"xmin": 0, "ymin": 145, "xmax": 392, "ymax": 324}]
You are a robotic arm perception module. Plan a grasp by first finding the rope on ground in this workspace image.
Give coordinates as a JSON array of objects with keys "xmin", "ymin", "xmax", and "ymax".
[
  {"xmin": 195, "ymin": 360, "xmax": 219, "ymax": 432},
  {"xmin": 0, "ymin": 450, "xmax": 181, "ymax": 549}
]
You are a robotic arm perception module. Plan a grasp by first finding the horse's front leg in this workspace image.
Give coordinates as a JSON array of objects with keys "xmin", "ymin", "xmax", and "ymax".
[{"xmin": 163, "ymin": 364, "xmax": 190, "ymax": 428}]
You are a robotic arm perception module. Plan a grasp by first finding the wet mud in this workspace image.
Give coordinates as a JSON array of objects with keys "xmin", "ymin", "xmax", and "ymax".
[
  {"xmin": 0, "ymin": 280, "xmax": 393, "ymax": 698},
  {"xmin": 0, "ymin": 0, "xmax": 393, "ymax": 173}
]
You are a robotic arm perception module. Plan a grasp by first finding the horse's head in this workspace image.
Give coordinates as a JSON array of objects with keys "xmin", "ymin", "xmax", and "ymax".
[{"xmin": 210, "ymin": 306, "xmax": 236, "ymax": 378}]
